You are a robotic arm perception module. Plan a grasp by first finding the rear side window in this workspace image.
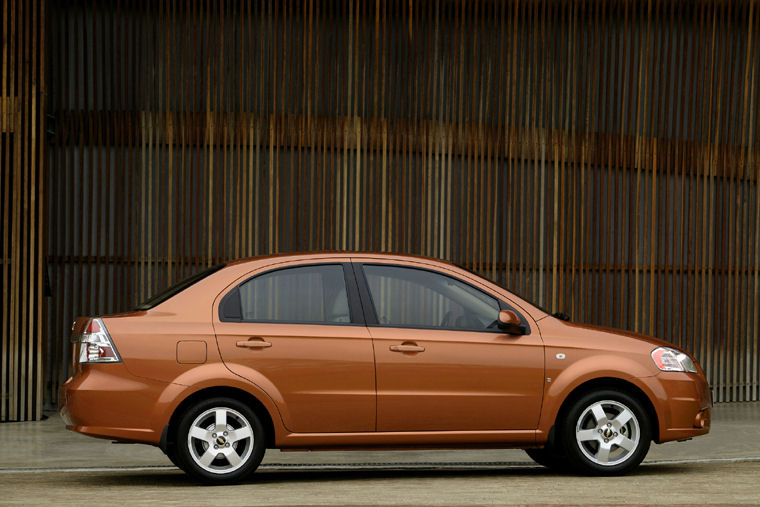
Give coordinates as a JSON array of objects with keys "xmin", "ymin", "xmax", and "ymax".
[{"xmin": 222, "ymin": 264, "xmax": 351, "ymax": 324}]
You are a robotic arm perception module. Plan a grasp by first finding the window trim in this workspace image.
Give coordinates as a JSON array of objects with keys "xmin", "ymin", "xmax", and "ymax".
[
  {"xmin": 354, "ymin": 262, "xmax": 530, "ymax": 334},
  {"xmin": 218, "ymin": 262, "xmax": 365, "ymax": 326}
]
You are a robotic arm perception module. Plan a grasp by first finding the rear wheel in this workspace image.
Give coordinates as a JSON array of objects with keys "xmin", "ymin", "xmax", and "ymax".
[
  {"xmin": 174, "ymin": 397, "xmax": 266, "ymax": 484},
  {"xmin": 560, "ymin": 390, "xmax": 651, "ymax": 475}
]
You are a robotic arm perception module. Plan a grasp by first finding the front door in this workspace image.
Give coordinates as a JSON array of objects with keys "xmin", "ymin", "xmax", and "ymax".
[
  {"xmin": 213, "ymin": 262, "xmax": 375, "ymax": 433},
  {"xmin": 357, "ymin": 262, "xmax": 544, "ymax": 432}
]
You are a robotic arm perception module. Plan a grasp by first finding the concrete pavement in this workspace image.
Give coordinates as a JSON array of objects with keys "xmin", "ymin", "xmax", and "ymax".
[{"xmin": 1, "ymin": 402, "xmax": 759, "ymax": 505}]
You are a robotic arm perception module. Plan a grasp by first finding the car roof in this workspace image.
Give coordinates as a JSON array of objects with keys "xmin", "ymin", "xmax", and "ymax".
[{"xmin": 225, "ymin": 251, "xmax": 459, "ymax": 268}]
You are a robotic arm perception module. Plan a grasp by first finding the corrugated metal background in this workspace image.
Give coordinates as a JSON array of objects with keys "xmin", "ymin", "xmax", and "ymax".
[
  {"xmin": 4, "ymin": 0, "xmax": 760, "ymax": 420},
  {"xmin": 1, "ymin": 0, "xmax": 46, "ymax": 421}
]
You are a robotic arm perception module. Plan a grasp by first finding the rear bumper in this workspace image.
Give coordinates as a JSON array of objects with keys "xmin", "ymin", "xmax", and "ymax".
[
  {"xmin": 648, "ymin": 370, "xmax": 712, "ymax": 443},
  {"xmin": 59, "ymin": 364, "xmax": 164, "ymax": 444}
]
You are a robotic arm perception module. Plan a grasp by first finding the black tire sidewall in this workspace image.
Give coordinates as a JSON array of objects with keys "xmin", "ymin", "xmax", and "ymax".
[
  {"xmin": 560, "ymin": 389, "xmax": 651, "ymax": 475},
  {"xmin": 175, "ymin": 396, "xmax": 266, "ymax": 484}
]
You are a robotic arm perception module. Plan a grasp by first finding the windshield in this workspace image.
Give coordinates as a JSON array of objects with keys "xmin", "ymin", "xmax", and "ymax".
[{"xmin": 134, "ymin": 264, "xmax": 226, "ymax": 310}]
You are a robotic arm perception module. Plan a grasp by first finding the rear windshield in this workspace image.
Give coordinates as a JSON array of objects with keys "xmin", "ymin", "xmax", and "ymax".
[{"xmin": 134, "ymin": 264, "xmax": 226, "ymax": 310}]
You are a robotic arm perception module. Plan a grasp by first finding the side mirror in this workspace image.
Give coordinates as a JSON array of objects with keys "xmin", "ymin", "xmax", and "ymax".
[{"xmin": 498, "ymin": 309, "xmax": 526, "ymax": 335}]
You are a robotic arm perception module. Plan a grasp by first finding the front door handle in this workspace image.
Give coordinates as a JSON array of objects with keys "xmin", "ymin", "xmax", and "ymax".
[
  {"xmin": 236, "ymin": 337, "xmax": 272, "ymax": 349},
  {"xmin": 389, "ymin": 343, "xmax": 425, "ymax": 353}
]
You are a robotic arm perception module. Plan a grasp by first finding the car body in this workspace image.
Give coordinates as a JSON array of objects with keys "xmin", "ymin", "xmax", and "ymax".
[{"xmin": 60, "ymin": 252, "xmax": 711, "ymax": 483}]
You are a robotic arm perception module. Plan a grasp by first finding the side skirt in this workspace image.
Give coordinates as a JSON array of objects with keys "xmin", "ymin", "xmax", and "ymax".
[{"xmin": 276, "ymin": 429, "xmax": 537, "ymax": 450}]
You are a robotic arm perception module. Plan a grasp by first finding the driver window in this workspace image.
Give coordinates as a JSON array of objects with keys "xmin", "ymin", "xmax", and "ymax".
[{"xmin": 363, "ymin": 265, "xmax": 500, "ymax": 330}]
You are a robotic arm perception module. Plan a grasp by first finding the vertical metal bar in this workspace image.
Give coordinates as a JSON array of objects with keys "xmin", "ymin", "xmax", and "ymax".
[{"xmin": 1, "ymin": 0, "xmax": 13, "ymax": 421}]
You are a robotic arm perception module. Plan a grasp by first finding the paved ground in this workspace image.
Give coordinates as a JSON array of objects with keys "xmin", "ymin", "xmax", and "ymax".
[{"xmin": 1, "ymin": 402, "xmax": 759, "ymax": 505}]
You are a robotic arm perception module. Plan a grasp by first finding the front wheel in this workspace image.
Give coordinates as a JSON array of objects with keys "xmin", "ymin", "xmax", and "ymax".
[
  {"xmin": 174, "ymin": 397, "xmax": 266, "ymax": 484},
  {"xmin": 560, "ymin": 390, "xmax": 651, "ymax": 475},
  {"xmin": 164, "ymin": 444, "xmax": 180, "ymax": 468},
  {"xmin": 524, "ymin": 447, "xmax": 567, "ymax": 471}
]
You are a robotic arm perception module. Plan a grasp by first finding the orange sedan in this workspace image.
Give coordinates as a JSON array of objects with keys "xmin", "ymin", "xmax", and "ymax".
[{"xmin": 60, "ymin": 253, "xmax": 711, "ymax": 484}]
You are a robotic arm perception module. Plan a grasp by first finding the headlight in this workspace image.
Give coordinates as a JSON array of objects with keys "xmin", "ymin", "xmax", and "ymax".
[{"xmin": 651, "ymin": 346, "xmax": 697, "ymax": 373}]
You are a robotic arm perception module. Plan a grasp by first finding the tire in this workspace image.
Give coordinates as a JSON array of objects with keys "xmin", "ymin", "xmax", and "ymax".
[
  {"xmin": 164, "ymin": 444, "xmax": 181, "ymax": 468},
  {"xmin": 174, "ymin": 397, "xmax": 266, "ymax": 484},
  {"xmin": 559, "ymin": 389, "xmax": 651, "ymax": 476},
  {"xmin": 524, "ymin": 447, "xmax": 567, "ymax": 471}
]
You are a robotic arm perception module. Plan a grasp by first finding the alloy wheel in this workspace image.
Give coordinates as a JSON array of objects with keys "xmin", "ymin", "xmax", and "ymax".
[
  {"xmin": 186, "ymin": 406, "xmax": 255, "ymax": 474},
  {"xmin": 574, "ymin": 399, "xmax": 641, "ymax": 466}
]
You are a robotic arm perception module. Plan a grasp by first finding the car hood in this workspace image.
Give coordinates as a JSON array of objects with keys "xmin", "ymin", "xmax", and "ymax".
[
  {"xmin": 538, "ymin": 316, "xmax": 695, "ymax": 358},
  {"xmin": 561, "ymin": 321, "xmax": 674, "ymax": 349}
]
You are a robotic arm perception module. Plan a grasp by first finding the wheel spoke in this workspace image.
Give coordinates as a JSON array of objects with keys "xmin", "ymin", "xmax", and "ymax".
[
  {"xmin": 228, "ymin": 425, "xmax": 252, "ymax": 444},
  {"xmin": 576, "ymin": 429, "xmax": 599, "ymax": 442},
  {"xmin": 215, "ymin": 409, "xmax": 227, "ymax": 428},
  {"xmin": 590, "ymin": 403, "xmax": 607, "ymax": 425},
  {"xmin": 189, "ymin": 426, "xmax": 209, "ymax": 441},
  {"xmin": 198, "ymin": 448, "xmax": 217, "ymax": 467},
  {"xmin": 596, "ymin": 442, "xmax": 612, "ymax": 463},
  {"xmin": 616, "ymin": 436, "xmax": 636, "ymax": 451},
  {"xmin": 224, "ymin": 448, "xmax": 242, "ymax": 467},
  {"xmin": 613, "ymin": 409, "xmax": 633, "ymax": 428}
]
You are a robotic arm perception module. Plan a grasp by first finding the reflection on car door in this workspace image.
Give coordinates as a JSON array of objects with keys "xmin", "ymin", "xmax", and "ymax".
[
  {"xmin": 357, "ymin": 262, "xmax": 544, "ymax": 432},
  {"xmin": 213, "ymin": 262, "xmax": 376, "ymax": 433}
]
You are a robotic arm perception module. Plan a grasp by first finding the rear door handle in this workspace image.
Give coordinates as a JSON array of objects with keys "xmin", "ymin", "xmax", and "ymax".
[
  {"xmin": 236, "ymin": 337, "xmax": 272, "ymax": 349},
  {"xmin": 389, "ymin": 343, "xmax": 425, "ymax": 353}
]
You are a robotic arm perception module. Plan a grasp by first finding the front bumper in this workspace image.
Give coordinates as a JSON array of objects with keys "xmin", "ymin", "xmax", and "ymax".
[
  {"xmin": 59, "ymin": 364, "xmax": 164, "ymax": 444},
  {"xmin": 650, "ymin": 370, "xmax": 712, "ymax": 443}
]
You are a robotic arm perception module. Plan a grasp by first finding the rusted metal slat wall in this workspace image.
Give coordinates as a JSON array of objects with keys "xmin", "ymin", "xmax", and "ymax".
[
  {"xmin": 1, "ymin": 0, "xmax": 46, "ymax": 421},
  {"xmin": 42, "ymin": 0, "xmax": 760, "ymax": 410}
]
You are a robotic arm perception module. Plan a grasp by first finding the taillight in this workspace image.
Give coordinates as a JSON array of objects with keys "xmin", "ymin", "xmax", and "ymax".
[{"xmin": 72, "ymin": 318, "xmax": 121, "ymax": 363}]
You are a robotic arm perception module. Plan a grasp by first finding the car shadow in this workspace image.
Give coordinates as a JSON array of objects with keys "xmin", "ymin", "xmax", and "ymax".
[{"xmin": 86, "ymin": 462, "xmax": 691, "ymax": 488}]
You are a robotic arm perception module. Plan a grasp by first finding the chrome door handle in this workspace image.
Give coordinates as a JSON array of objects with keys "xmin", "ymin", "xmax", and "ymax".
[
  {"xmin": 236, "ymin": 338, "xmax": 272, "ymax": 349},
  {"xmin": 389, "ymin": 344, "xmax": 425, "ymax": 353}
]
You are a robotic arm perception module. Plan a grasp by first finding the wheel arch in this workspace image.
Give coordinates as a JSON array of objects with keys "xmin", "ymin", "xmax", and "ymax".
[
  {"xmin": 547, "ymin": 377, "xmax": 660, "ymax": 444},
  {"xmin": 161, "ymin": 386, "xmax": 277, "ymax": 452}
]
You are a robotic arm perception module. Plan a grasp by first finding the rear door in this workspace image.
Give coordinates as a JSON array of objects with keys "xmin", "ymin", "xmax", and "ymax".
[
  {"xmin": 355, "ymin": 261, "xmax": 544, "ymax": 432},
  {"xmin": 213, "ymin": 260, "xmax": 376, "ymax": 433}
]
